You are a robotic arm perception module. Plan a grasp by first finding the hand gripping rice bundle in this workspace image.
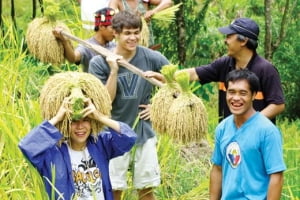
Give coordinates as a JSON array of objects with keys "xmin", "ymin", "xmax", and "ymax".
[
  {"xmin": 25, "ymin": 0, "xmax": 72, "ymax": 65},
  {"xmin": 167, "ymin": 71, "xmax": 208, "ymax": 144},
  {"xmin": 150, "ymin": 64, "xmax": 179, "ymax": 134},
  {"xmin": 39, "ymin": 72, "xmax": 112, "ymax": 139}
]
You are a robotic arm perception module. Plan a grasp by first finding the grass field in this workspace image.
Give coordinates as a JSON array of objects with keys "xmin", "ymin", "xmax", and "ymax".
[{"xmin": 0, "ymin": 1, "xmax": 299, "ymax": 199}]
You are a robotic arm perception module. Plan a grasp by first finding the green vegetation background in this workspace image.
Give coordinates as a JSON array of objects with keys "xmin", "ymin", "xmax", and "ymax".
[{"xmin": 0, "ymin": 0, "xmax": 299, "ymax": 199}]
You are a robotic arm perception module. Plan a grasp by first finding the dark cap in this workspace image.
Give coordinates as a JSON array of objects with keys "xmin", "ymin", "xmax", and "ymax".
[
  {"xmin": 95, "ymin": 8, "xmax": 115, "ymax": 27},
  {"xmin": 218, "ymin": 18, "xmax": 259, "ymax": 40}
]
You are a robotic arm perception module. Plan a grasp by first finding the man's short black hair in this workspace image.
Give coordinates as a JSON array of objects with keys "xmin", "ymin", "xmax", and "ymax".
[{"xmin": 225, "ymin": 69, "xmax": 260, "ymax": 94}]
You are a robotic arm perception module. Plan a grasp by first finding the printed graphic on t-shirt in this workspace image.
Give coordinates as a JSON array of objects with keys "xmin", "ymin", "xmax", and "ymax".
[
  {"xmin": 70, "ymin": 150, "xmax": 105, "ymax": 200},
  {"xmin": 118, "ymin": 72, "xmax": 139, "ymax": 99},
  {"xmin": 226, "ymin": 141, "xmax": 241, "ymax": 168}
]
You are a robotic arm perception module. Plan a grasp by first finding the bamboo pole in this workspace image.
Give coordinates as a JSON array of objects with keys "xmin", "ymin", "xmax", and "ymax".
[{"xmin": 61, "ymin": 31, "xmax": 164, "ymax": 88}]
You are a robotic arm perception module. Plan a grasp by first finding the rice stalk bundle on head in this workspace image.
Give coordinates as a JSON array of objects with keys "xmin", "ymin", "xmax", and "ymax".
[
  {"xmin": 25, "ymin": 0, "xmax": 71, "ymax": 65},
  {"xmin": 167, "ymin": 71, "xmax": 208, "ymax": 144},
  {"xmin": 39, "ymin": 72, "xmax": 112, "ymax": 141},
  {"xmin": 150, "ymin": 64, "xmax": 179, "ymax": 134},
  {"xmin": 152, "ymin": 3, "xmax": 182, "ymax": 29},
  {"xmin": 140, "ymin": 17, "xmax": 150, "ymax": 47}
]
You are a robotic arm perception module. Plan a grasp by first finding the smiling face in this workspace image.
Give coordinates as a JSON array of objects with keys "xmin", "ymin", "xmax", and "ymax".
[
  {"xmin": 226, "ymin": 79, "xmax": 256, "ymax": 119},
  {"xmin": 69, "ymin": 118, "xmax": 91, "ymax": 150},
  {"xmin": 114, "ymin": 27, "xmax": 140, "ymax": 52}
]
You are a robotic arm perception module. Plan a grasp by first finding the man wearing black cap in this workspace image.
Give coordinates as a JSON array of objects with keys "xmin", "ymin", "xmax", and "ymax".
[
  {"xmin": 147, "ymin": 17, "xmax": 285, "ymax": 123},
  {"xmin": 53, "ymin": 7, "xmax": 116, "ymax": 72}
]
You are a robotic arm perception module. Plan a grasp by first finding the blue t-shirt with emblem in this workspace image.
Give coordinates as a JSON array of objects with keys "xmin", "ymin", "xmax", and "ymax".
[{"xmin": 211, "ymin": 112, "xmax": 286, "ymax": 199}]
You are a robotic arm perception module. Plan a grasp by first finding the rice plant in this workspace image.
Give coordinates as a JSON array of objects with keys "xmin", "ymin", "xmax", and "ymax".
[{"xmin": 0, "ymin": 2, "xmax": 299, "ymax": 200}]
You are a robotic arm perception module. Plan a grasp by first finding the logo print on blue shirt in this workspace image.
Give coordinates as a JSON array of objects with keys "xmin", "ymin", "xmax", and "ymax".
[
  {"xmin": 118, "ymin": 73, "xmax": 139, "ymax": 98},
  {"xmin": 226, "ymin": 141, "xmax": 241, "ymax": 168}
]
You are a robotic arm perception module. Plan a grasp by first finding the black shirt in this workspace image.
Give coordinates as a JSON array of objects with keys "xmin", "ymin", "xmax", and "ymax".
[{"xmin": 195, "ymin": 53, "xmax": 285, "ymax": 123}]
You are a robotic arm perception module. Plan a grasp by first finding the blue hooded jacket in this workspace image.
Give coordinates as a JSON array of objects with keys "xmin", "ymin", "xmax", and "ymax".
[{"xmin": 19, "ymin": 120, "xmax": 136, "ymax": 200}]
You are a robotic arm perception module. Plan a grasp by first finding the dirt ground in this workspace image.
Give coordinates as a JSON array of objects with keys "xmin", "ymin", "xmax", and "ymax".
[{"xmin": 180, "ymin": 139, "xmax": 212, "ymax": 163}]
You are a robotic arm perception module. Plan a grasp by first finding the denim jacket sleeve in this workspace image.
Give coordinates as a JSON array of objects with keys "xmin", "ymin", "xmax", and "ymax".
[
  {"xmin": 100, "ymin": 122, "xmax": 137, "ymax": 159},
  {"xmin": 18, "ymin": 120, "xmax": 63, "ymax": 171}
]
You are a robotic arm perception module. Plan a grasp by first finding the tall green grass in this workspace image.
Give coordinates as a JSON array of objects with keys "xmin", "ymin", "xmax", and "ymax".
[{"xmin": 0, "ymin": 3, "xmax": 299, "ymax": 200}]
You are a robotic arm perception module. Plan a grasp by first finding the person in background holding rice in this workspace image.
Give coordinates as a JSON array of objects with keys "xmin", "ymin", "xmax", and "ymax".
[
  {"xmin": 145, "ymin": 17, "xmax": 285, "ymax": 123},
  {"xmin": 53, "ymin": 7, "xmax": 116, "ymax": 72}
]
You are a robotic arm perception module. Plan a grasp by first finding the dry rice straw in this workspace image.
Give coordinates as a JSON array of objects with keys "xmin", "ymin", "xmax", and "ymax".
[
  {"xmin": 39, "ymin": 72, "xmax": 111, "ymax": 141},
  {"xmin": 167, "ymin": 71, "xmax": 208, "ymax": 144},
  {"xmin": 26, "ymin": 17, "xmax": 71, "ymax": 65},
  {"xmin": 151, "ymin": 64, "xmax": 179, "ymax": 134}
]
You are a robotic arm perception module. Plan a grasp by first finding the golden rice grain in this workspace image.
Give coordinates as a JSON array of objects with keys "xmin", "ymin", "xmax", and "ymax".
[
  {"xmin": 39, "ymin": 72, "xmax": 112, "ymax": 140},
  {"xmin": 151, "ymin": 64, "xmax": 179, "ymax": 133},
  {"xmin": 140, "ymin": 17, "xmax": 150, "ymax": 47},
  {"xmin": 26, "ymin": 17, "xmax": 71, "ymax": 65},
  {"xmin": 166, "ymin": 71, "xmax": 208, "ymax": 144}
]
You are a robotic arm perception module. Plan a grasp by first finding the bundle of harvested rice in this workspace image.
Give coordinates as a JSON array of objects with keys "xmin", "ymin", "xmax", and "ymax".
[
  {"xmin": 39, "ymin": 71, "xmax": 112, "ymax": 140},
  {"xmin": 152, "ymin": 3, "xmax": 182, "ymax": 28},
  {"xmin": 140, "ymin": 17, "xmax": 150, "ymax": 47},
  {"xmin": 26, "ymin": 0, "xmax": 71, "ymax": 65},
  {"xmin": 150, "ymin": 64, "xmax": 179, "ymax": 133},
  {"xmin": 167, "ymin": 71, "xmax": 208, "ymax": 144}
]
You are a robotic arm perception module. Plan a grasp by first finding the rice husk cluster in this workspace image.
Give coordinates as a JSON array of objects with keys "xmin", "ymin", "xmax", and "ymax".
[
  {"xmin": 150, "ymin": 65, "xmax": 179, "ymax": 133},
  {"xmin": 26, "ymin": 17, "xmax": 71, "ymax": 65},
  {"xmin": 150, "ymin": 84, "xmax": 179, "ymax": 133},
  {"xmin": 151, "ymin": 69, "xmax": 208, "ymax": 144},
  {"xmin": 167, "ymin": 92, "xmax": 208, "ymax": 144},
  {"xmin": 167, "ymin": 71, "xmax": 208, "ymax": 143},
  {"xmin": 39, "ymin": 72, "xmax": 112, "ymax": 139}
]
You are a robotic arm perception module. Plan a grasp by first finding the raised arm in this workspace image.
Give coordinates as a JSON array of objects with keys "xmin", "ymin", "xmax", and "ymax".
[
  {"xmin": 83, "ymin": 98, "xmax": 121, "ymax": 132},
  {"xmin": 103, "ymin": 54, "xmax": 122, "ymax": 101},
  {"xmin": 52, "ymin": 27, "xmax": 81, "ymax": 63},
  {"xmin": 143, "ymin": 67, "xmax": 200, "ymax": 83},
  {"xmin": 176, "ymin": 68, "xmax": 200, "ymax": 81}
]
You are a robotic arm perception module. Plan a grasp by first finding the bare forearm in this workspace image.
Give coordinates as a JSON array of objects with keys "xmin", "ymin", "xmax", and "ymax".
[
  {"xmin": 105, "ymin": 72, "xmax": 118, "ymax": 102},
  {"xmin": 209, "ymin": 165, "xmax": 222, "ymax": 200},
  {"xmin": 267, "ymin": 172, "xmax": 284, "ymax": 200},
  {"xmin": 260, "ymin": 103, "xmax": 285, "ymax": 120},
  {"xmin": 175, "ymin": 68, "xmax": 199, "ymax": 81},
  {"xmin": 98, "ymin": 115, "xmax": 121, "ymax": 132},
  {"xmin": 61, "ymin": 40, "xmax": 79, "ymax": 63}
]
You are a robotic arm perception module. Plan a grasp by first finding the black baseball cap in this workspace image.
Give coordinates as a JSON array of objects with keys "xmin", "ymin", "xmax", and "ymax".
[{"xmin": 218, "ymin": 18, "xmax": 259, "ymax": 40}]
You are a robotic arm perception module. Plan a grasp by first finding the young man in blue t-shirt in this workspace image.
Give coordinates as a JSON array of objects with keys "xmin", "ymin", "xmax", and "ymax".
[{"xmin": 210, "ymin": 69, "xmax": 286, "ymax": 199}]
